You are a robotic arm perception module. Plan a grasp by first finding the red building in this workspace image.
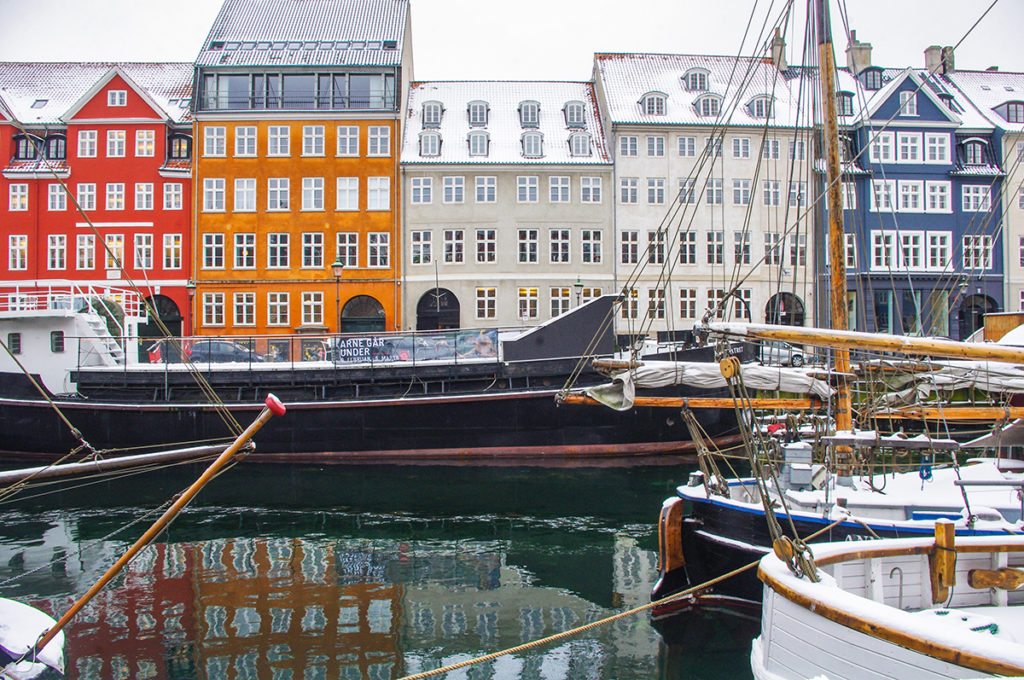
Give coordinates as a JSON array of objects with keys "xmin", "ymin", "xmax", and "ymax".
[{"xmin": 0, "ymin": 62, "xmax": 194, "ymax": 339}]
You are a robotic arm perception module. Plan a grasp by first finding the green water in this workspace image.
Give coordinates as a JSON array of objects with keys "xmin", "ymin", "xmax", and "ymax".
[{"xmin": 0, "ymin": 464, "xmax": 757, "ymax": 679}]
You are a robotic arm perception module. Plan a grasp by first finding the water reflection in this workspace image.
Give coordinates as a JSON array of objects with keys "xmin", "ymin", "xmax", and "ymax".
[{"xmin": 0, "ymin": 465, "xmax": 757, "ymax": 679}]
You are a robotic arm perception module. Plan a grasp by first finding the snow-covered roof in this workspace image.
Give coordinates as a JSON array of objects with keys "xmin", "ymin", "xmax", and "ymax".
[
  {"xmin": 196, "ymin": 0, "xmax": 408, "ymax": 68},
  {"xmin": 944, "ymin": 70, "xmax": 1024, "ymax": 134},
  {"xmin": 401, "ymin": 81, "xmax": 612, "ymax": 166},
  {"xmin": 594, "ymin": 53, "xmax": 812, "ymax": 129},
  {"xmin": 0, "ymin": 62, "xmax": 193, "ymax": 126}
]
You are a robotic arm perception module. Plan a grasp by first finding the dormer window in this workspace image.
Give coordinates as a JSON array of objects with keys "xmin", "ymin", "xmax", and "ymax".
[
  {"xmin": 1004, "ymin": 102, "xmax": 1024, "ymax": 124},
  {"xmin": 14, "ymin": 135, "xmax": 40, "ymax": 160},
  {"xmin": 682, "ymin": 69, "xmax": 709, "ymax": 92},
  {"xmin": 640, "ymin": 92, "xmax": 667, "ymax": 116},
  {"xmin": 695, "ymin": 95, "xmax": 722, "ymax": 118},
  {"xmin": 108, "ymin": 90, "xmax": 127, "ymax": 107},
  {"xmin": 748, "ymin": 96, "xmax": 773, "ymax": 119},
  {"xmin": 468, "ymin": 131, "xmax": 489, "ymax": 157},
  {"xmin": 46, "ymin": 135, "xmax": 66, "ymax": 160},
  {"xmin": 419, "ymin": 131, "xmax": 441, "ymax": 157},
  {"xmin": 569, "ymin": 132, "xmax": 591, "ymax": 157},
  {"xmin": 422, "ymin": 101, "xmax": 443, "ymax": 127},
  {"xmin": 169, "ymin": 135, "xmax": 191, "ymax": 160},
  {"xmin": 862, "ymin": 68, "xmax": 882, "ymax": 90},
  {"xmin": 837, "ymin": 92, "xmax": 854, "ymax": 116},
  {"xmin": 564, "ymin": 101, "xmax": 586, "ymax": 127},
  {"xmin": 963, "ymin": 139, "xmax": 986, "ymax": 165},
  {"xmin": 938, "ymin": 93, "xmax": 960, "ymax": 113},
  {"xmin": 899, "ymin": 91, "xmax": 917, "ymax": 116},
  {"xmin": 522, "ymin": 131, "xmax": 543, "ymax": 158},
  {"xmin": 468, "ymin": 100, "xmax": 489, "ymax": 127},
  {"xmin": 519, "ymin": 100, "xmax": 540, "ymax": 127}
]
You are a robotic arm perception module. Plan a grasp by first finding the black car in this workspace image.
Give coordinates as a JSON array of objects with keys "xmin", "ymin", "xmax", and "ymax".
[{"xmin": 187, "ymin": 340, "xmax": 264, "ymax": 363}]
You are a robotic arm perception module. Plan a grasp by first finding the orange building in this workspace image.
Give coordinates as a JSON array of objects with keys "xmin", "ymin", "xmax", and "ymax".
[{"xmin": 192, "ymin": 0, "xmax": 412, "ymax": 338}]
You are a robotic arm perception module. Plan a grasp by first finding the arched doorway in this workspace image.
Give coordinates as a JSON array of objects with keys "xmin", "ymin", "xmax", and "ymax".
[
  {"xmin": 957, "ymin": 294, "xmax": 997, "ymax": 340},
  {"xmin": 341, "ymin": 295, "xmax": 386, "ymax": 333},
  {"xmin": 765, "ymin": 292, "xmax": 805, "ymax": 326},
  {"xmin": 138, "ymin": 295, "xmax": 183, "ymax": 361},
  {"xmin": 416, "ymin": 288, "xmax": 460, "ymax": 330}
]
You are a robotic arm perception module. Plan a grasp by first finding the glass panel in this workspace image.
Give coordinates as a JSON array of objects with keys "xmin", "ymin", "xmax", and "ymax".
[{"xmin": 282, "ymin": 74, "xmax": 315, "ymax": 108}]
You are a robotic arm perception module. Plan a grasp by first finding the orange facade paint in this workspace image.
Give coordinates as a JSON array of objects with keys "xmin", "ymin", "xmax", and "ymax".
[{"xmin": 193, "ymin": 118, "xmax": 401, "ymax": 336}]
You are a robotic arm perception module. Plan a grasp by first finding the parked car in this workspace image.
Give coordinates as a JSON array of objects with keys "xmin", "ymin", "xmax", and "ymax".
[
  {"xmin": 759, "ymin": 341, "xmax": 805, "ymax": 367},
  {"xmin": 187, "ymin": 340, "xmax": 264, "ymax": 363}
]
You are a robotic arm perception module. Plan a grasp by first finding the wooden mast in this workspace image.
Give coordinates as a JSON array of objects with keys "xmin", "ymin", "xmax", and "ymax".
[{"xmin": 815, "ymin": 0, "xmax": 853, "ymax": 434}]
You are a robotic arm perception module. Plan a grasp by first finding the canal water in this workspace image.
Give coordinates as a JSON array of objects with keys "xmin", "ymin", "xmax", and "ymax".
[{"xmin": 0, "ymin": 463, "xmax": 758, "ymax": 679}]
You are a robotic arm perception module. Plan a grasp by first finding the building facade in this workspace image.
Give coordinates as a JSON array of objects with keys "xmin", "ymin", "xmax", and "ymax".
[
  {"xmin": 0, "ymin": 62, "xmax": 194, "ymax": 339},
  {"xmin": 400, "ymin": 81, "xmax": 613, "ymax": 330},
  {"xmin": 192, "ymin": 0, "xmax": 412, "ymax": 338}
]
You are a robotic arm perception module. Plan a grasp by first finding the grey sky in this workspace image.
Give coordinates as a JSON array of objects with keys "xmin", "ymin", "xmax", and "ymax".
[{"xmin": 0, "ymin": 0, "xmax": 1020, "ymax": 79}]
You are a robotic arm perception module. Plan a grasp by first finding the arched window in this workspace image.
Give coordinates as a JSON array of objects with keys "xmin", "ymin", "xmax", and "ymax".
[
  {"xmin": 518, "ymin": 100, "xmax": 540, "ymax": 127},
  {"xmin": 169, "ymin": 135, "xmax": 192, "ymax": 159},
  {"xmin": 419, "ymin": 131, "xmax": 441, "ymax": 157},
  {"xmin": 862, "ymin": 67, "xmax": 883, "ymax": 90},
  {"xmin": 695, "ymin": 95, "xmax": 722, "ymax": 117},
  {"xmin": 46, "ymin": 135, "xmax": 67, "ymax": 160},
  {"xmin": 682, "ymin": 69, "xmax": 709, "ymax": 92},
  {"xmin": 563, "ymin": 100, "xmax": 586, "ymax": 127},
  {"xmin": 14, "ymin": 135, "xmax": 40, "ymax": 159},
  {"xmin": 569, "ymin": 132, "xmax": 591, "ymax": 157},
  {"xmin": 468, "ymin": 131, "xmax": 489, "ymax": 157},
  {"xmin": 640, "ymin": 92, "xmax": 667, "ymax": 116},
  {"xmin": 522, "ymin": 131, "xmax": 543, "ymax": 158},
  {"xmin": 837, "ymin": 92, "xmax": 854, "ymax": 116},
  {"xmin": 467, "ymin": 100, "xmax": 489, "ymax": 126},
  {"xmin": 422, "ymin": 101, "xmax": 443, "ymax": 127},
  {"xmin": 748, "ymin": 96, "xmax": 774, "ymax": 118},
  {"xmin": 963, "ymin": 139, "xmax": 986, "ymax": 165}
]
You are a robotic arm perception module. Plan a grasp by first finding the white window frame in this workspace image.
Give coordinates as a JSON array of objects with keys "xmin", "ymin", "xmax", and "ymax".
[
  {"xmin": 302, "ymin": 125, "xmax": 325, "ymax": 156},
  {"xmin": 476, "ymin": 176, "xmax": 497, "ymax": 203},
  {"xmin": 135, "ymin": 130, "xmax": 155, "ymax": 157},
  {"xmin": 549, "ymin": 176, "xmax": 570, "ymax": 203},
  {"xmin": 203, "ymin": 126, "xmax": 226, "ymax": 157},
  {"xmin": 410, "ymin": 177, "xmax": 432, "ymax": 204},
  {"xmin": 337, "ymin": 126, "xmax": 359, "ymax": 156},
  {"xmin": 234, "ymin": 178, "xmax": 256, "ymax": 212},
  {"xmin": 267, "ymin": 126, "xmax": 290, "ymax": 157},
  {"xmin": 301, "ymin": 177, "xmax": 324, "ymax": 211},
  {"xmin": 235, "ymin": 126, "xmax": 257, "ymax": 157},
  {"xmin": 367, "ymin": 177, "xmax": 390, "ymax": 211},
  {"xmin": 367, "ymin": 126, "xmax": 390, "ymax": 157},
  {"xmin": 336, "ymin": 177, "xmax": 359, "ymax": 211}
]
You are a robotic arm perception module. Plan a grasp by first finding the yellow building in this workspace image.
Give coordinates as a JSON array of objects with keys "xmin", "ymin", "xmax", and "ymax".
[{"xmin": 192, "ymin": 0, "xmax": 411, "ymax": 338}]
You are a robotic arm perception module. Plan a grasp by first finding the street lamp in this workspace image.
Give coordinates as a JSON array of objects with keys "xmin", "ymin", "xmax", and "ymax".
[
  {"xmin": 331, "ymin": 258, "xmax": 344, "ymax": 333},
  {"xmin": 574, "ymin": 275, "xmax": 584, "ymax": 307}
]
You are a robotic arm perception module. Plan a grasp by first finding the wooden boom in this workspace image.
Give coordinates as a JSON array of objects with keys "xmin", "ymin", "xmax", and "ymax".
[{"xmin": 560, "ymin": 393, "xmax": 822, "ymax": 410}]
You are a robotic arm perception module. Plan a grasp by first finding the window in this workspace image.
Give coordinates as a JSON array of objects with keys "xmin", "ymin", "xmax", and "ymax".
[
  {"xmin": 337, "ymin": 126, "xmax": 359, "ymax": 156},
  {"xmin": 234, "ymin": 233, "xmax": 256, "ymax": 269},
  {"xmin": 925, "ymin": 133, "xmax": 949, "ymax": 163},
  {"xmin": 519, "ymin": 229, "xmax": 539, "ymax": 263},
  {"xmin": 235, "ymin": 126, "xmax": 257, "ymax": 156},
  {"xmin": 963, "ymin": 235, "xmax": 992, "ymax": 269},
  {"xmin": 790, "ymin": 140, "xmax": 806, "ymax": 160},
  {"xmin": 476, "ymin": 176, "xmax": 496, "ymax": 203},
  {"xmin": 6, "ymin": 333, "xmax": 20, "ymax": 354},
  {"xmin": 621, "ymin": 288, "xmax": 638, "ymax": 319},
  {"xmin": 423, "ymin": 101, "xmax": 443, "ymax": 126},
  {"xmin": 899, "ymin": 91, "xmax": 918, "ymax": 116},
  {"xmin": 707, "ymin": 290, "xmax": 726, "ymax": 319},
  {"xmin": 732, "ymin": 138, "xmax": 750, "ymax": 158},
  {"xmin": 104, "ymin": 234, "xmax": 124, "ymax": 270},
  {"xmin": 841, "ymin": 182, "xmax": 857, "ymax": 210},
  {"xmin": 235, "ymin": 178, "xmax": 256, "ymax": 212},
  {"xmin": 134, "ymin": 233, "xmax": 152, "ymax": 270},
  {"xmin": 750, "ymin": 97, "xmax": 773, "ymax": 118},
  {"xmin": 135, "ymin": 130, "xmax": 155, "ymax": 157},
  {"xmin": 569, "ymin": 132, "xmax": 590, "ymax": 156},
  {"xmin": 871, "ymin": 231, "xmax": 896, "ymax": 269},
  {"xmin": 14, "ymin": 135, "xmax": 39, "ymax": 159},
  {"xmin": 762, "ymin": 139, "xmax": 780, "ymax": 159},
  {"xmin": 789, "ymin": 234, "xmax": 806, "ymax": 266},
  {"xmin": 679, "ymin": 232, "xmax": 696, "ymax": 264},
  {"xmin": 468, "ymin": 101, "xmax": 489, "ymax": 126},
  {"xmin": 476, "ymin": 229, "xmax": 496, "ymax": 263},
  {"xmin": 706, "ymin": 231, "xmax": 724, "ymax": 265},
  {"xmin": 870, "ymin": 179, "xmax": 896, "ymax": 212},
  {"xmin": 443, "ymin": 229, "xmax": 464, "ymax": 263},
  {"xmin": 680, "ymin": 289, "xmax": 697, "ymax": 319},
  {"xmin": 44, "ymin": 136, "xmax": 65, "ymax": 160},
  {"xmin": 48, "ymin": 184, "xmax": 66, "ymax": 211},
  {"xmin": 268, "ymin": 177, "xmax": 290, "ymax": 211},
  {"xmin": 518, "ymin": 288, "xmax": 538, "ymax": 319},
  {"xmin": 301, "ymin": 292, "xmax": 323, "ymax": 326},
  {"xmin": 733, "ymin": 290, "xmax": 752, "ymax": 320},
  {"xmin": 706, "ymin": 179, "xmax": 723, "ymax": 205},
  {"xmin": 336, "ymin": 233, "xmax": 358, "ymax": 267},
  {"xmin": 107, "ymin": 89, "xmax": 126, "ymax": 106},
  {"xmin": 647, "ymin": 231, "xmax": 665, "ymax": 264},
  {"xmin": 443, "ymin": 176, "xmax": 465, "ymax": 203},
  {"xmin": 621, "ymin": 231, "xmax": 638, "ymax": 264},
  {"xmin": 763, "ymin": 180, "xmax": 781, "ymax": 206},
  {"xmin": 303, "ymin": 125, "xmax": 325, "ymax": 155},
  {"xmin": 647, "ymin": 136, "xmax": 665, "ymax": 157},
  {"xmin": 302, "ymin": 177, "xmax": 324, "ymax": 211},
  {"xmin": 203, "ymin": 178, "xmax": 225, "ymax": 211},
  {"xmin": 522, "ymin": 132, "xmax": 543, "ymax": 157},
  {"xmin": 50, "ymin": 331, "xmax": 64, "ymax": 353},
  {"xmin": 678, "ymin": 179, "xmax": 696, "ymax": 204},
  {"xmin": 619, "ymin": 136, "xmax": 638, "ymax": 157},
  {"xmin": 410, "ymin": 177, "xmax": 432, "ymax": 204},
  {"xmin": 8, "ymin": 235, "xmax": 27, "ymax": 270},
  {"xmin": 336, "ymin": 177, "xmax": 358, "ymax": 211},
  {"xmin": 267, "ymin": 292, "xmax": 289, "ymax": 326},
  {"xmin": 105, "ymin": 130, "xmax": 126, "ymax": 158},
  {"xmin": 928, "ymin": 233, "xmax": 950, "ymax": 269},
  {"xmin": 683, "ymin": 70, "xmax": 708, "ymax": 92},
  {"xmin": 203, "ymin": 127, "xmax": 225, "ymax": 156},
  {"xmin": 897, "ymin": 132, "xmax": 921, "ymax": 162},
  {"xmin": 163, "ymin": 234, "xmax": 181, "ymax": 269},
  {"xmin": 169, "ymin": 135, "xmax": 190, "ymax": 159},
  {"xmin": 551, "ymin": 288, "xmax": 571, "ymax": 317},
  {"xmin": 77, "ymin": 234, "xmax": 94, "ymax": 270},
  {"xmin": 564, "ymin": 101, "xmax": 585, "ymax": 127},
  {"xmin": 926, "ymin": 182, "xmax": 950, "ymax": 212},
  {"xmin": 845, "ymin": 233, "xmax": 857, "ymax": 269},
  {"xmin": 134, "ymin": 183, "xmax": 153, "ymax": 210},
  {"xmin": 476, "ymin": 288, "xmax": 496, "ymax": 319},
  {"xmin": 47, "ymin": 235, "xmax": 66, "ymax": 270},
  {"xmin": 678, "ymin": 136, "xmax": 696, "ymax": 157},
  {"xmin": 78, "ymin": 130, "xmax": 97, "ymax": 158},
  {"xmin": 734, "ymin": 231, "xmax": 750, "ymax": 264},
  {"xmin": 267, "ymin": 233, "xmax": 289, "ymax": 268},
  {"xmin": 764, "ymin": 232, "xmax": 782, "ymax": 265},
  {"xmin": 695, "ymin": 95, "xmax": 720, "ymax": 117},
  {"xmin": 411, "ymin": 231, "xmax": 432, "ymax": 264},
  {"xmin": 302, "ymin": 232, "xmax": 323, "ymax": 268},
  {"xmin": 519, "ymin": 101, "xmax": 540, "ymax": 127},
  {"xmin": 582, "ymin": 230, "xmax": 602, "ymax": 264},
  {"xmin": 78, "ymin": 183, "xmax": 96, "ymax": 211},
  {"xmin": 648, "ymin": 178, "xmax": 665, "ymax": 204},
  {"xmin": 164, "ymin": 183, "xmax": 183, "ymax": 210},
  {"xmin": 964, "ymin": 141, "xmax": 986, "ymax": 165},
  {"xmin": 732, "ymin": 180, "xmax": 751, "ymax": 205},
  {"xmin": 268, "ymin": 126, "xmax": 290, "ymax": 156},
  {"xmin": 550, "ymin": 229, "xmax": 570, "ymax": 263},
  {"xmin": 788, "ymin": 182, "xmax": 806, "ymax": 207},
  {"xmin": 962, "ymin": 185, "xmax": 990, "ymax": 211},
  {"xmin": 8, "ymin": 184, "xmax": 28, "ymax": 211},
  {"xmin": 550, "ymin": 176, "xmax": 570, "ymax": 203},
  {"xmin": 869, "ymin": 131, "xmax": 894, "ymax": 163},
  {"xmin": 202, "ymin": 233, "xmax": 224, "ymax": 269},
  {"xmin": 517, "ymin": 176, "xmax": 538, "ymax": 203},
  {"xmin": 232, "ymin": 292, "xmax": 255, "ymax": 327},
  {"xmin": 367, "ymin": 126, "xmax": 390, "ymax": 156},
  {"xmin": 863, "ymin": 69, "xmax": 882, "ymax": 90},
  {"xmin": 581, "ymin": 177, "xmax": 602, "ymax": 203},
  {"xmin": 469, "ymin": 131, "xmax": 489, "ymax": 156},
  {"xmin": 202, "ymin": 293, "xmax": 224, "ymax": 326},
  {"xmin": 367, "ymin": 232, "xmax": 389, "ymax": 267},
  {"xmin": 708, "ymin": 137, "xmax": 724, "ymax": 155},
  {"xmin": 106, "ymin": 182, "xmax": 125, "ymax": 210},
  {"xmin": 620, "ymin": 178, "xmax": 638, "ymax": 204},
  {"xmin": 898, "ymin": 181, "xmax": 923, "ymax": 212},
  {"xmin": 367, "ymin": 177, "xmax": 390, "ymax": 210},
  {"xmin": 899, "ymin": 232, "xmax": 923, "ymax": 269},
  {"xmin": 1006, "ymin": 103, "xmax": 1024, "ymax": 124},
  {"xmin": 641, "ymin": 93, "xmax": 666, "ymax": 115}
]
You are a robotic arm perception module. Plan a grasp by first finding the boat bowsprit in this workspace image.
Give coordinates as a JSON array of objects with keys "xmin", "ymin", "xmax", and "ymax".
[{"xmin": 0, "ymin": 597, "xmax": 64, "ymax": 679}]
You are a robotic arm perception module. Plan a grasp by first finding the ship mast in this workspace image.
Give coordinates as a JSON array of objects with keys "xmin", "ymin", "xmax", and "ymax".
[{"xmin": 814, "ymin": 0, "xmax": 852, "ymax": 434}]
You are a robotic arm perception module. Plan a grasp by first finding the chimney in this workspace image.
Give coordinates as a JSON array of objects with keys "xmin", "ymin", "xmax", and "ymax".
[
  {"xmin": 771, "ymin": 27, "xmax": 787, "ymax": 70},
  {"xmin": 927, "ymin": 45, "xmax": 956, "ymax": 74},
  {"xmin": 845, "ymin": 30, "xmax": 872, "ymax": 74}
]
